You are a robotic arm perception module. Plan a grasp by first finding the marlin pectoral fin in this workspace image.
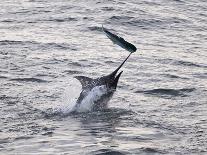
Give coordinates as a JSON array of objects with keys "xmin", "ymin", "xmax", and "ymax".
[{"xmin": 74, "ymin": 76, "xmax": 93, "ymax": 88}]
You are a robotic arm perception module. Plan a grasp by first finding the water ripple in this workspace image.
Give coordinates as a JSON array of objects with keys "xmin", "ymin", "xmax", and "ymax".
[
  {"xmin": 0, "ymin": 0, "xmax": 207, "ymax": 154},
  {"xmin": 135, "ymin": 88, "xmax": 196, "ymax": 97},
  {"xmin": 0, "ymin": 40, "xmax": 77, "ymax": 51},
  {"xmin": 92, "ymin": 149, "xmax": 127, "ymax": 155},
  {"xmin": 9, "ymin": 77, "xmax": 49, "ymax": 83}
]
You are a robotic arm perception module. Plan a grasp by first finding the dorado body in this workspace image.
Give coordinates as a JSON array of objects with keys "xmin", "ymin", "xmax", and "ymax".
[{"xmin": 102, "ymin": 25, "xmax": 137, "ymax": 53}]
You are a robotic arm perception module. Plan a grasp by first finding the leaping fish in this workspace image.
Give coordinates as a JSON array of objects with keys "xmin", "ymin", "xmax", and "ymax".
[{"xmin": 72, "ymin": 25, "xmax": 137, "ymax": 113}]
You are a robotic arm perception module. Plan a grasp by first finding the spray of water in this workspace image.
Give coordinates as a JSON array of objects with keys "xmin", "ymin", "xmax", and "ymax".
[
  {"xmin": 75, "ymin": 85, "xmax": 108, "ymax": 113},
  {"xmin": 53, "ymin": 78, "xmax": 108, "ymax": 114},
  {"xmin": 52, "ymin": 78, "xmax": 81, "ymax": 114}
]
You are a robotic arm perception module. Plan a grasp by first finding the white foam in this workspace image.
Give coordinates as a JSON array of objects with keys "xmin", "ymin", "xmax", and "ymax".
[
  {"xmin": 76, "ymin": 85, "xmax": 108, "ymax": 112},
  {"xmin": 53, "ymin": 78, "xmax": 81, "ymax": 114},
  {"xmin": 52, "ymin": 76, "xmax": 109, "ymax": 114}
]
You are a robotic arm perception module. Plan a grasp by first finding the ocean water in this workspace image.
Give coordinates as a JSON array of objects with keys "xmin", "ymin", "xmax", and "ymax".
[{"xmin": 0, "ymin": 0, "xmax": 207, "ymax": 154}]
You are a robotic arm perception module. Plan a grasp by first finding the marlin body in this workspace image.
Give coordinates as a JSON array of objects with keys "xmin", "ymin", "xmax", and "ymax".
[{"xmin": 72, "ymin": 26, "xmax": 136, "ymax": 113}]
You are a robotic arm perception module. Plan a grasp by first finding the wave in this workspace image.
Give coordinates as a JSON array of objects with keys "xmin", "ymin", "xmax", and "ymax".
[
  {"xmin": 109, "ymin": 15, "xmax": 134, "ymax": 21},
  {"xmin": 0, "ymin": 95, "xmax": 16, "ymax": 100},
  {"xmin": 101, "ymin": 6, "xmax": 115, "ymax": 11},
  {"xmin": 175, "ymin": 60, "xmax": 207, "ymax": 68},
  {"xmin": 88, "ymin": 26, "xmax": 102, "ymax": 32},
  {"xmin": 140, "ymin": 147, "xmax": 166, "ymax": 154},
  {"xmin": 0, "ymin": 40, "xmax": 26, "ymax": 45},
  {"xmin": 0, "ymin": 40, "xmax": 77, "ymax": 51},
  {"xmin": 14, "ymin": 136, "xmax": 33, "ymax": 141},
  {"xmin": 43, "ymin": 17, "xmax": 78, "ymax": 23},
  {"xmin": 107, "ymin": 15, "xmax": 190, "ymax": 30},
  {"xmin": 1, "ymin": 19, "xmax": 15, "ymax": 23},
  {"xmin": 193, "ymin": 73, "xmax": 207, "ymax": 79},
  {"xmin": 1, "ymin": 15, "xmax": 77, "ymax": 23},
  {"xmin": 9, "ymin": 77, "xmax": 49, "ymax": 83},
  {"xmin": 172, "ymin": 0, "xmax": 184, "ymax": 2},
  {"xmin": 0, "ymin": 75, "xmax": 7, "ymax": 79},
  {"xmin": 92, "ymin": 149, "xmax": 127, "ymax": 155},
  {"xmin": 135, "ymin": 88, "xmax": 195, "ymax": 97},
  {"xmin": 160, "ymin": 74, "xmax": 189, "ymax": 79},
  {"xmin": 157, "ymin": 58, "xmax": 207, "ymax": 69},
  {"xmin": 63, "ymin": 70, "xmax": 82, "ymax": 75},
  {"xmin": 127, "ymin": 17, "xmax": 189, "ymax": 27}
]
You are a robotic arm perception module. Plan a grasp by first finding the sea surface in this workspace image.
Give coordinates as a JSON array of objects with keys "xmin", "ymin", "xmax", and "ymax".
[{"xmin": 0, "ymin": 0, "xmax": 207, "ymax": 154}]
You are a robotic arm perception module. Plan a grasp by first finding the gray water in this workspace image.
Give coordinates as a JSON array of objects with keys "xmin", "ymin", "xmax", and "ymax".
[{"xmin": 0, "ymin": 0, "xmax": 207, "ymax": 154}]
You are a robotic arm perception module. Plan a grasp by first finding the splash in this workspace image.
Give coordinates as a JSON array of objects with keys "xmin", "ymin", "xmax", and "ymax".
[
  {"xmin": 75, "ymin": 85, "xmax": 108, "ymax": 113},
  {"xmin": 52, "ymin": 78, "xmax": 81, "ymax": 115},
  {"xmin": 52, "ymin": 78, "xmax": 108, "ymax": 114}
]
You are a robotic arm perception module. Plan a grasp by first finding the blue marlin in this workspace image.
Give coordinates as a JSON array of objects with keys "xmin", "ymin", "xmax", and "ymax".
[{"xmin": 72, "ymin": 26, "xmax": 136, "ymax": 113}]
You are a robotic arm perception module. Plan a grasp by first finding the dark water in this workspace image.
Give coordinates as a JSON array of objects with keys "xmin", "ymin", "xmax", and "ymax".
[{"xmin": 1, "ymin": 0, "xmax": 207, "ymax": 154}]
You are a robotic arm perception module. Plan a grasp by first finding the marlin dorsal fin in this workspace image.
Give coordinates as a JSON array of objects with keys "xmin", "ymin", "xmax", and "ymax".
[{"xmin": 74, "ymin": 76, "xmax": 92, "ymax": 88}]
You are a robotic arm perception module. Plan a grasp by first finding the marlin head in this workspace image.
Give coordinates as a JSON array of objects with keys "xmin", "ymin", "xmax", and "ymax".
[{"xmin": 103, "ymin": 53, "xmax": 132, "ymax": 90}]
